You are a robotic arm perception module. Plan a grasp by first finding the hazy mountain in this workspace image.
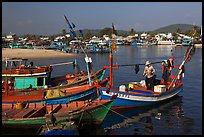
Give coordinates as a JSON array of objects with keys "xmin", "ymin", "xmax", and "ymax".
[
  {"xmin": 78, "ymin": 24, "xmax": 200, "ymax": 36},
  {"xmin": 15, "ymin": 24, "xmax": 200, "ymax": 37},
  {"xmin": 152, "ymin": 24, "xmax": 201, "ymax": 33}
]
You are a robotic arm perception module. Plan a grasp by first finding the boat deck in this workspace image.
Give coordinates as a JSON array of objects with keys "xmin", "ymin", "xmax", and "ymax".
[{"xmin": 2, "ymin": 99, "xmax": 110, "ymax": 120}]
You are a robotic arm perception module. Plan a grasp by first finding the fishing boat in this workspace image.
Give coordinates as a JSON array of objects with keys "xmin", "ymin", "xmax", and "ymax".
[
  {"xmin": 182, "ymin": 38, "xmax": 193, "ymax": 46},
  {"xmin": 2, "ymin": 58, "xmax": 106, "ymax": 91},
  {"xmin": 2, "ymin": 97, "xmax": 116, "ymax": 129},
  {"xmin": 132, "ymin": 39, "xmax": 145, "ymax": 47},
  {"xmin": 77, "ymin": 43, "xmax": 110, "ymax": 54},
  {"xmin": 2, "ymin": 76, "xmax": 109, "ymax": 105},
  {"xmin": 98, "ymin": 24, "xmax": 195, "ymax": 110},
  {"xmin": 157, "ymin": 40, "xmax": 175, "ymax": 45}
]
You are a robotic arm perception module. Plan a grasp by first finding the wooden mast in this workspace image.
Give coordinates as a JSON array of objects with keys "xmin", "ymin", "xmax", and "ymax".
[
  {"xmin": 109, "ymin": 44, "xmax": 113, "ymax": 89},
  {"xmin": 103, "ymin": 23, "xmax": 118, "ymax": 89}
]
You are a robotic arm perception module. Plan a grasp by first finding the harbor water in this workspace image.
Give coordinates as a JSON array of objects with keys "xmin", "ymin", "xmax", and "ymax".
[{"xmin": 2, "ymin": 45, "xmax": 202, "ymax": 135}]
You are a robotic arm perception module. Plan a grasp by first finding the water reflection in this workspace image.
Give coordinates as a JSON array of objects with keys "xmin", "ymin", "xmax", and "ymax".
[{"xmin": 102, "ymin": 95, "xmax": 194, "ymax": 135}]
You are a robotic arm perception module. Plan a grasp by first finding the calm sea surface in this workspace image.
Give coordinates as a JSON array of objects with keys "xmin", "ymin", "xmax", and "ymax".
[{"xmin": 2, "ymin": 45, "xmax": 202, "ymax": 135}]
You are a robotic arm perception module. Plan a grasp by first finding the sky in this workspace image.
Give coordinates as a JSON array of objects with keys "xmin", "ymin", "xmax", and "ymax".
[{"xmin": 2, "ymin": 2, "xmax": 202, "ymax": 36}]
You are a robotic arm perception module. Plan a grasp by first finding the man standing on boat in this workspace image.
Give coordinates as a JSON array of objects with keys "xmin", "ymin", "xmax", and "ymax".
[{"xmin": 143, "ymin": 61, "xmax": 155, "ymax": 90}]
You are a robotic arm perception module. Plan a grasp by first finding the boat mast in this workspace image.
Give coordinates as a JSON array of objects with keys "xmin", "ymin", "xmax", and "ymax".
[
  {"xmin": 103, "ymin": 23, "xmax": 118, "ymax": 89},
  {"xmin": 109, "ymin": 42, "xmax": 113, "ymax": 89},
  {"xmin": 64, "ymin": 15, "xmax": 92, "ymax": 86}
]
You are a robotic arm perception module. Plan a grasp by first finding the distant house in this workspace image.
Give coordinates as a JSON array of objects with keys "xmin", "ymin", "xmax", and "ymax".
[
  {"xmin": 134, "ymin": 34, "xmax": 139, "ymax": 38},
  {"xmin": 69, "ymin": 40, "xmax": 81, "ymax": 45},
  {"xmin": 141, "ymin": 33, "xmax": 149, "ymax": 39},
  {"xmin": 5, "ymin": 32, "xmax": 17, "ymax": 42},
  {"xmin": 65, "ymin": 34, "xmax": 71, "ymax": 38},
  {"xmin": 155, "ymin": 33, "xmax": 173, "ymax": 41},
  {"xmin": 89, "ymin": 36, "xmax": 102, "ymax": 44},
  {"xmin": 40, "ymin": 37, "xmax": 49, "ymax": 41},
  {"xmin": 54, "ymin": 36, "xmax": 65, "ymax": 42},
  {"xmin": 103, "ymin": 35, "xmax": 110, "ymax": 41}
]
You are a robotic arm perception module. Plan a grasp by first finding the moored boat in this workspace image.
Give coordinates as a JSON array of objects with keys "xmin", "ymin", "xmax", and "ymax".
[
  {"xmin": 157, "ymin": 40, "xmax": 175, "ymax": 45},
  {"xmin": 2, "ymin": 97, "xmax": 115, "ymax": 129},
  {"xmin": 2, "ymin": 77, "xmax": 109, "ymax": 105},
  {"xmin": 98, "ymin": 24, "xmax": 195, "ymax": 110},
  {"xmin": 2, "ymin": 58, "xmax": 106, "ymax": 91},
  {"xmin": 182, "ymin": 38, "xmax": 193, "ymax": 46}
]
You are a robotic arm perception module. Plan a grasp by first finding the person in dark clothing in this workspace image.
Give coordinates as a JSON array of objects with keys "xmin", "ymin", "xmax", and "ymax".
[{"xmin": 143, "ymin": 61, "xmax": 155, "ymax": 90}]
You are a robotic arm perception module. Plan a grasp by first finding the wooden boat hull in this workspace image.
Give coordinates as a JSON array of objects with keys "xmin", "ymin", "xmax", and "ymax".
[
  {"xmin": 2, "ymin": 78, "xmax": 109, "ymax": 105},
  {"xmin": 98, "ymin": 83, "xmax": 183, "ymax": 109},
  {"xmin": 2, "ymin": 99, "xmax": 114, "ymax": 128},
  {"xmin": 52, "ymin": 100, "xmax": 114, "ymax": 125},
  {"xmin": 50, "ymin": 68, "xmax": 106, "ymax": 88}
]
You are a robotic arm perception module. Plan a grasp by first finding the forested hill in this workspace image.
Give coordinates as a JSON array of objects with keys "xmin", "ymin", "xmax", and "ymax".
[
  {"xmin": 152, "ymin": 24, "xmax": 201, "ymax": 33},
  {"xmin": 79, "ymin": 24, "xmax": 200, "ymax": 35}
]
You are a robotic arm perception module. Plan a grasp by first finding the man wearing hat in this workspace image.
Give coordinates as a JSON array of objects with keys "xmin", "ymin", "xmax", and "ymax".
[{"xmin": 143, "ymin": 61, "xmax": 155, "ymax": 90}]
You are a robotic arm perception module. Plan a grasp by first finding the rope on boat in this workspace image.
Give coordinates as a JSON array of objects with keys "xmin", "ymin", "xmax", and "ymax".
[
  {"xmin": 77, "ymin": 109, "xmax": 85, "ymax": 127},
  {"xmin": 99, "ymin": 101, "xmax": 132, "ymax": 120},
  {"xmin": 167, "ymin": 45, "xmax": 195, "ymax": 90},
  {"xmin": 50, "ymin": 61, "xmax": 73, "ymax": 66},
  {"xmin": 118, "ymin": 61, "xmax": 162, "ymax": 67},
  {"xmin": 99, "ymin": 101, "xmax": 163, "ymax": 130}
]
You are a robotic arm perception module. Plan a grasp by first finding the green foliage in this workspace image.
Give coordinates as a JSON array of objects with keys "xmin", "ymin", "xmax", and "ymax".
[
  {"xmin": 84, "ymin": 30, "xmax": 92, "ymax": 40},
  {"xmin": 22, "ymin": 34, "xmax": 41, "ymax": 41},
  {"xmin": 99, "ymin": 27, "xmax": 112, "ymax": 37},
  {"xmin": 153, "ymin": 24, "xmax": 201, "ymax": 34},
  {"xmin": 129, "ymin": 28, "xmax": 136, "ymax": 36},
  {"xmin": 62, "ymin": 29, "xmax": 66, "ymax": 35}
]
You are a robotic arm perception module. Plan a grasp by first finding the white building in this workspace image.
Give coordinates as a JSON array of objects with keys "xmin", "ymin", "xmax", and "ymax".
[
  {"xmin": 54, "ymin": 36, "xmax": 65, "ymax": 42},
  {"xmin": 5, "ymin": 32, "xmax": 17, "ymax": 42}
]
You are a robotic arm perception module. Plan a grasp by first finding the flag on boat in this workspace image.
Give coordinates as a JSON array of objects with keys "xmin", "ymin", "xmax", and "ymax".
[
  {"xmin": 111, "ymin": 40, "xmax": 117, "ymax": 51},
  {"xmin": 112, "ymin": 23, "xmax": 117, "ymax": 35},
  {"xmin": 79, "ymin": 30, "xmax": 83, "ymax": 37},
  {"xmin": 70, "ymin": 29, "xmax": 77, "ymax": 38},
  {"xmin": 111, "ymin": 23, "xmax": 117, "ymax": 50},
  {"xmin": 64, "ymin": 15, "xmax": 73, "ymax": 29},
  {"xmin": 72, "ymin": 22, "xmax": 76, "ymax": 28}
]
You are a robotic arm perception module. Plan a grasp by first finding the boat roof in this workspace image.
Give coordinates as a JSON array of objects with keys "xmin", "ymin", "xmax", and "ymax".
[{"xmin": 2, "ymin": 58, "xmax": 28, "ymax": 62}]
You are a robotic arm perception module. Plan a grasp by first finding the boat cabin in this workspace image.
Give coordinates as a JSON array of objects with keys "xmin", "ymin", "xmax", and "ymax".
[{"xmin": 2, "ymin": 58, "xmax": 53, "ymax": 90}]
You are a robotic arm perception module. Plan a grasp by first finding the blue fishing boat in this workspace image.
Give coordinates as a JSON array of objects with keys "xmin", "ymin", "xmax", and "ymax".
[
  {"xmin": 182, "ymin": 38, "xmax": 192, "ymax": 46},
  {"xmin": 132, "ymin": 39, "xmax": 144, "ymax": 47},
  {"xmin": 78, "ymin": 43, "xmax": 110, "ymax": 53},
  {"xmin": 2, "ymin": 77, "xmax": 109, "ymax": 105},
  {"xmin": 98, "ymin": 25, "xmax": 195, "ymax": 110}
]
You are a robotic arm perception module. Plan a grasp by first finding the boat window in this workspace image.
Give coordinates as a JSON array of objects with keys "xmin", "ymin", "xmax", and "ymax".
[{"xmin": 37, "ymin": 77, "xmax": 44, "ymax": 86}]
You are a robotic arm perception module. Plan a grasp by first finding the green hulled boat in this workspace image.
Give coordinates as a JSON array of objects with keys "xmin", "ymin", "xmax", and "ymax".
[{"xmin": 2, "ymin": 97, "xmax": 115, "ymax": 129}]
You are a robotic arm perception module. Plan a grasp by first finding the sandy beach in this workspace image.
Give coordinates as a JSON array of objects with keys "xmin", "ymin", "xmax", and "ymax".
[{"xmin": 2, "ymin": 48, "xmax": 77, "ymax": 60}]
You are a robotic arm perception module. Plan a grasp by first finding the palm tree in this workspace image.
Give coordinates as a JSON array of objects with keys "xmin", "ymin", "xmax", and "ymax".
[
  {"xmin": 129, "ymin": 28, "xmax": 136, "ymax": 36},
  {"xmin": 62, "ymin": 29, "xmax": 66, "ymax": 35}
]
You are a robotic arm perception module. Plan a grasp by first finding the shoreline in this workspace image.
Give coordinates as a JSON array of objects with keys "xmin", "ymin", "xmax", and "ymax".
[{"xmin": 2, "ymin": 48, "xmax": 77, "ymax": 60}]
